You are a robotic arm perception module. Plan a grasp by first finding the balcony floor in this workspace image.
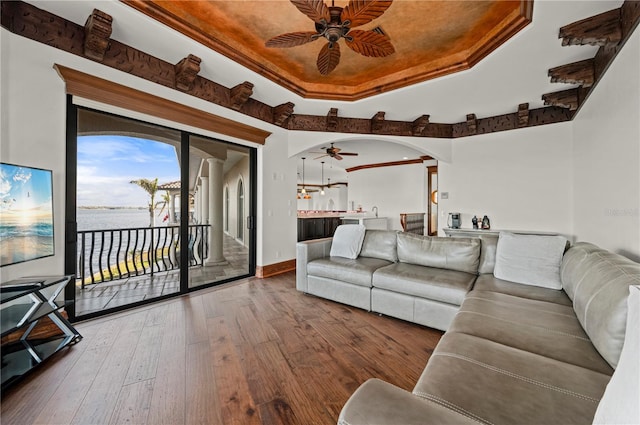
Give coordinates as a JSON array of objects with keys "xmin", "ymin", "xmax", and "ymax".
[{"xmin": 75, "ymin": 234, "xmax": 249, "ymax": 316}]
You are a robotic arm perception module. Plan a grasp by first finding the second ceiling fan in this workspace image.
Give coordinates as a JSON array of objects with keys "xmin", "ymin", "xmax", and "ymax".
[
  {"xmin": 314, "ymin": 143, "xmax": 359, "ymax": 160},
  {"xmin": 265, "ymin": 0, "xmax": 395, "ymax": 75}
]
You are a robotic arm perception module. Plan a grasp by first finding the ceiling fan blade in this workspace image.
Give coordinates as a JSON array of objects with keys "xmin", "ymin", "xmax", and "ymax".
[
  {"xmin": 334, "ymin": 154, "xmax": 344, "ymax": 160},
  {"xmin": 265, "ymin": 31, "xmax": 319, "ymax": 48},
  {"xmin": 346, "ymin": 29, "xmax": 395, "ymax": 57},
  {"xmin": 341, "ymin": 0, "xmax": 393, "ymax": 28},
  {"xmin": 290, "ymin": 0, "xmax": 330, "ymax": 24},
  {"xmin": 317, "ymin": 41, "xmax": 341, "ymax": 76},
  {"xmin": 314, "ymin": 154, "xmax": 329, "ymax": 159},
  {"xmin": 339, "ymin": 152, "xmax": 359, "ymax": 156},
  {"xmin": 331, "ymin": 146, "xmax": 342, "ymax": 153}
]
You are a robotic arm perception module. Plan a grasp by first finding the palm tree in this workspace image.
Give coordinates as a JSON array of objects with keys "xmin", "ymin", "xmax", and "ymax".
[
  {"xmin": 157, "ymin": 191, "xmax": 172, "ymax": 223},
  {"xmin": 130, "ymin": 178, "xmax": 159, "ymax": 227}
]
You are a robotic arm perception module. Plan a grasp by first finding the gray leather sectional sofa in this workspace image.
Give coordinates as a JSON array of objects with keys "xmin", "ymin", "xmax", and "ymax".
[{"xmin": 296, "ymin": 230, "xmax": 640, "ymax": 424}]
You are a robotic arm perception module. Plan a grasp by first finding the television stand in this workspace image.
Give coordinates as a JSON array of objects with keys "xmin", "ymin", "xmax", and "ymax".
[{"xmin": 1, "ymin": 275, "xmax": 82, "ymax": 390}]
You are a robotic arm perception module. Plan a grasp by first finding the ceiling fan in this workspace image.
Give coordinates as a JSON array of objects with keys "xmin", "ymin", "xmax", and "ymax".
[
  {"xmin": 265, "ymin": 0, "xmax": 395, "ymax": 76},
  {"xmin": 313, "ymin": 143, "xmax": 359, "ymax": 160}
]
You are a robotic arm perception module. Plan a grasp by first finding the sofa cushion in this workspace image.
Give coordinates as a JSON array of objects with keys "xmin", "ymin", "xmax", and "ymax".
[
  {"xmin": 472, "ymin": 274, "xmax": 572, "ymax": 306},
  {"xmin": 397, "ymin": 233, "xmax": 480, "ymax": 274},
  {"xmin": 359, "ymin": 230, "xmax": 398, "ymax": 263},
  {"xmin": 560, "ymin": 242, "xmax": 602, "ymax": 301},
  {"xmin": 450, "ymin": 290, "xmax": 613, "ymax": 374},
  {"xmin": 593, "ymin": 285, "xmax": 640, "ymax": 425},
  {"xmin": 477, "ymin": 234, "xmax": 498, "ymax": 274},
  {"xmin": 307, "ymin": 256, "xmax": 392, "ymax": 287},
  {"xmin": 570, "ymin": 250, "xmax": 640, "ymax": 368},
  {"xmin": 413, "ymin": 332, "xmax": 611, "ymax": 425},
  {"xmin": 373, "ymin": 263, "xmax": 475, "ymax": 305},
  {"xmin": 494, "ymin": 232, "xmax": 568, "ymax": 289},
  {"xmin": 330, "ymin": 224, "xmax": 366, "ymax": 259}
]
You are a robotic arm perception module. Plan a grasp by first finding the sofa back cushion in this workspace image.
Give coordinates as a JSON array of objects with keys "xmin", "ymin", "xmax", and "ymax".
[
  {"xmin": 359, "ymin": 230, "xmax": 398, "ymax": 262},
  {"xmin": 397, "ymin": 233, "xmax": 480, "ymax": 274},
  {"xmin": 567, "ymin": 249, "xmax": 640, "ymax": 368},
  {"xmin": 330, "ymin": 224, "xmax": 366, "ymax": 259},
  {"xmin": 478, "ymin": 235, "xmax": 499, "ymax": 274},
  {"xmin": 560, "ymin": 242, "xmax": 602, "ymax": 301},
  {"xmin": 494, "ymin": 232, "xmax": 568, "ymax": 290}
]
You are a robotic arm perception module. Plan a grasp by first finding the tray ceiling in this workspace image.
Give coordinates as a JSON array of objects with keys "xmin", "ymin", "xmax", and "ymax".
[{"xmin": 125, "ymin": 0, "xmax": 532, "ymax": 101}]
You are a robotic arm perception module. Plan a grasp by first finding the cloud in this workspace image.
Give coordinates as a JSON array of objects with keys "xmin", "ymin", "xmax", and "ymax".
[{"xmin": 13, "ymin": 169, "xmax": 31, "ymax": 183}]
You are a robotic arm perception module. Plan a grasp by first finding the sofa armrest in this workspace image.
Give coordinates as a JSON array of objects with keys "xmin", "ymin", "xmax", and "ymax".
[
  {"xmin": 338, "ymin": 379, "xmax": 479, "ymax": 425},
  {"xmin": 296, "ymin": 237, "xmax": 333, "ymax": 292}
]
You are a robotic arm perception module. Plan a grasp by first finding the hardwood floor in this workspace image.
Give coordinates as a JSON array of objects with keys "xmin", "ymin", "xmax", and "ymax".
[{"xmin": 1, "ymin": 272, "xmax": 442, "ymax": 425}]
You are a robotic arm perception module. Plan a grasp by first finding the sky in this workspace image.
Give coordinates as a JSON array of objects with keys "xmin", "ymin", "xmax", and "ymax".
[
  {"xmin": 0, "ymin": 163, "xmax": 53, "ymax": 214},
  {"xmin": 77, "ymin": 135, "xmax": 180, "ymax": 207}
]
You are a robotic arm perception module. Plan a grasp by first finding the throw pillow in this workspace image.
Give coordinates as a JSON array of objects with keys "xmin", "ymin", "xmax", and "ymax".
[
  {"xmin": 494, "ymin": 232, "xmax": 568, "ymax": 289},
  {"xmin": 592, "ymin": 285, "xmax": 640, "ymax": 425},
  {"xmin": 330, "ymin": 224, "xmax": 366, "ymax": 259}
]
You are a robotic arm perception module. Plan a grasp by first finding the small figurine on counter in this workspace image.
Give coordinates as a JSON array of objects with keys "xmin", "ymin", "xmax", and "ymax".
[
  {"xmin": 482, "ymin": 215, "xmax": 491, "ymax": 229},
  {"xmin": 472, "ymin": 215, "xmax": 478, "ymax": 229}
]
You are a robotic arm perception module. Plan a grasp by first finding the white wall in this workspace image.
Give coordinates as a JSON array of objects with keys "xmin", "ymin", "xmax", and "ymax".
[
  {"xmin": 438, "ymin": 123, "xmax": 574, "ymax": 237},
  {"xmin": 572, "ymin": 29, "xmax": 640, "ymax": 261},
  {"xmin": 348, "ymin": 163, "xmax": 427, "ymax": 231}
]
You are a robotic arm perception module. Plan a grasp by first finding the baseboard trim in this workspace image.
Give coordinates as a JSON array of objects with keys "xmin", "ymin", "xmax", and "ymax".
[{"xmin": 256, "ymin": 259, "xmax": 296, "ymax": 278}]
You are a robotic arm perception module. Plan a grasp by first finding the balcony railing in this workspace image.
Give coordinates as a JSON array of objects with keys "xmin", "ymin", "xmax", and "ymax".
[{"xmin": 77, "ymin": 224, "xmax": 210, "ymax": 287}]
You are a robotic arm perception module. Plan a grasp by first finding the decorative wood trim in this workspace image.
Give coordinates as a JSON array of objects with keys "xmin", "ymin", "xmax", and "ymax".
[
  {"xmin": 174, "ymin": 54, "xmax": 201, "ymax": 92},
  {"xmin": 256, "ymin": 259, "xmax": 296, "ymax": 278},
  {"xmin": 420, "ymin": 155, "xmax": 434, "ymax": 161},
  {"xmin": 326, "ymin": 108, "xmax": 339, "ymax": 131},
  {"xmin": 452, "ymin": 106, "xmax": 573, "ymax": 137},
  {"xmin": 273, "ymin": 102, "xmax": 295, "ymax": 127},
  {"xmin": 230, "ymin": 81, "xmax": 254, "ymax": 111},
  {"xmin": 559, "ymin": 9, "xmax": 622, "ymax": 47},
  {"xmin": 83, "ymin": 9, "xmax": 112, "ymax": 61},
  {"xmin": 371, "ymin": 112, "xmax": 386, "ymax": 133},
  {"xmin": 53, "ymin": 64, "xmax": 270, "ymax": 144},
  {"xmin": 517, "ymin": 103, "xmax": 530, "ymax": 128},
  {"xmin": 346, "ymin": 158, "xmax": 423, "ymax": 173},
  {"xmin": 541, "ymin": 88, "xmax": 581, "ymax": 111},
  {"xmin": 548, "ymin": 59, "xmax": 595, "ymax": 87},
  {"xmin": 466, "ymin": 114, "xmax": 478, "ymax": 135},
  {"xmin": 412, "ymin": 115, "xmax": 430, "ymax": 136}
]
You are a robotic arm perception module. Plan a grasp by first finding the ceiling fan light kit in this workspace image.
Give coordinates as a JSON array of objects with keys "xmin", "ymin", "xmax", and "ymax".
[{"xmin": 265, "ymin": 0, "xmax": 395, "ymax": 75}]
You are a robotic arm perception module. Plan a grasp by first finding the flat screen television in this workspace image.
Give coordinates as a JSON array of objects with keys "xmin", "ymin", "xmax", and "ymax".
[{"xmin": 0, "ymin": 162, "xmax": 54, "ymax": 267}]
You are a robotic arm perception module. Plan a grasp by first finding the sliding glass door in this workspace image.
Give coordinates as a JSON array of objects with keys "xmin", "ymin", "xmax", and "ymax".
[{"xmin": 65, "ymin": 102, "xmax": 255, "ymax": 320}]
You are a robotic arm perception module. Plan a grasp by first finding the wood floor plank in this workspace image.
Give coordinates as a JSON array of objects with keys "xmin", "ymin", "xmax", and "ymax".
[
  {"xmin": 185, "ymin": 341, "xmax": 222, "ymax": 425},
  {"xmin": 70, "ymin": 311, "xmax": 149, "ymax": 425},
  {"xmin": 1, "ymin": 271, "xmax": 443, "ymax": 425},
  {"xmin": 109, "ymin": 379, "xmax": 154, "ymax": 425},
  {"xmin": 146, "ymin": 302, "xmax": 187, "ymax": 425},
  {"xmin": 207, "ymin": 316, "xmax": 262, "ymax": 425}
]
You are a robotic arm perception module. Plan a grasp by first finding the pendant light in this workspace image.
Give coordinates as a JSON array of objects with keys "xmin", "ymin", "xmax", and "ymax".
[{"xmin": 320, "ymin": 161, "xmax": 326, "ymax": 196}]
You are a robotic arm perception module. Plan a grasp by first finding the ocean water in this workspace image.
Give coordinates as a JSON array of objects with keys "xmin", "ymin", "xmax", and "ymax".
[
  {"xmin": 77, "ymin": 208, "xmax": 172, "ymax": 231},
  {"xmin": 0, "ymin": 221, "xmax": 53, "ymax": 238}
]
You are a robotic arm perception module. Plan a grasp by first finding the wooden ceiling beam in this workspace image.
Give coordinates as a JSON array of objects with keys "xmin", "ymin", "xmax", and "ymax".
[
  {"xmin": 230, "ymin": 81, "xmax": 254, "ymax": 111},
  {"xmin": 273, "ymin": 102, "xmax": 295, "ymax": 127},
  {"xmin": 83, "ymin": 9, "xmax": 112, "ymax": 61},
  {"xmin": 412, "ymin": 115, "xmax": 430, "ymax": 136},
  {"xmin": 548, "ymin": 59, "xmax": 595, "ymax": 87},
  {"xmin": 559, "ymin": 8, "xmax": 622, "ymax": 47},
  {"xmin": 326, "ymin": 108, "xmax": 339, "ymax": 131},
  {"xmin": 174, "ymin": 54, "xmax": 201, "ymax": 92},
  {"xmin": 542, "ymin": 88, "xmax": 584, "ymax": 111}
]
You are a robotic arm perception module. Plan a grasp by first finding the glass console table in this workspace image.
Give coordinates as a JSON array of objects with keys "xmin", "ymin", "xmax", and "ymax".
[{"xmin": 1, "ymin": 275, "xmax": 82, "ymax": 390}]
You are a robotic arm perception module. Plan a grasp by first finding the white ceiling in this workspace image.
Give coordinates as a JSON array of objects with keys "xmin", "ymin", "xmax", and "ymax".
[{"xmin": 33, "ymin": 0, "xmax": 622, "ymax": 178}]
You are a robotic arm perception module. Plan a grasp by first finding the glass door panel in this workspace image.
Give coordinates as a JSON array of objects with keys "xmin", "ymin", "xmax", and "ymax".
[
  {"xmin": 188, "ymin": 135, "xmax": 252, "ymax": 288},
  {"xmin": 73, "ymin": 108, "xmax": 182, "ymax": 318}
]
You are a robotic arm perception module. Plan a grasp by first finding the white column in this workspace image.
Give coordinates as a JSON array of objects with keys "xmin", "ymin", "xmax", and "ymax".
[
  {"xmin": 169, "ymin": 193, "xmax": 176, "ymax": 224},
  {"xmin": 200, "ymin": 177, "xmax": 209, "ymax": 224},
  {"xmin": 205, "ymin": 158, "xmax": 226, "ymax": 265},
  {"xmin": 194, "ymin": 185, "xmax": 201, "ymax": 224}
]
